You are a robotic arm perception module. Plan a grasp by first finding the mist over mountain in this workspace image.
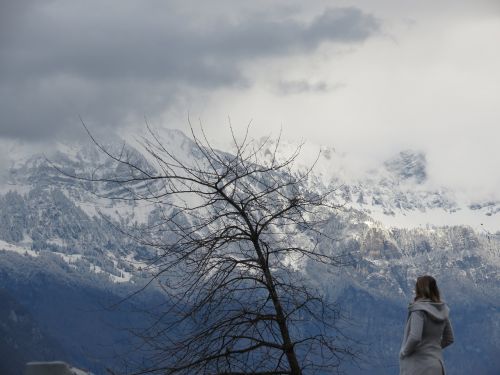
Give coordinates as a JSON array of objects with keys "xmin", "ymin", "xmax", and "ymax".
[
  {"xmin": 0, "ymin": 129, "xmax": 498, "ymax": 374},
  {"xmin": 254, "ymin": 136, "xmax": 500, "ymax": 231}
]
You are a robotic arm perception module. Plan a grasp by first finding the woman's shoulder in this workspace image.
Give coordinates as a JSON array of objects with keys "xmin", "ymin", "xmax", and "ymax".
[{"xmin": 408, "ymin": 299, "xmax": 450, "ymax": 321}]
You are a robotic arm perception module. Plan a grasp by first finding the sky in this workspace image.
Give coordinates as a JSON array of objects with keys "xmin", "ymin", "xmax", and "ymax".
[{"xmin": 1, "ymin": 0, "xmax": 500, "ymax": 198}]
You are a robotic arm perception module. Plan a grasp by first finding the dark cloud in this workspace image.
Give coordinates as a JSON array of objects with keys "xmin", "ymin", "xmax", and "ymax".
[{"xmin": 0, "ymin": 0, "xmax": 379, "ymax": 140}]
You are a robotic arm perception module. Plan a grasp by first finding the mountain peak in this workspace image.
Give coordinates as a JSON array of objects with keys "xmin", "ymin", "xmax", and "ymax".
[{"xmin": 384, "ymin": 150, "xmax": 427, "ymax": 184}]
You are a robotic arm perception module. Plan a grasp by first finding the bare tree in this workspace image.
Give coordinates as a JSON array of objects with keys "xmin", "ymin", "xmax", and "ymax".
[{"xmin": 67, "ymin": 123, "xmax": 355, "ymax": 375}]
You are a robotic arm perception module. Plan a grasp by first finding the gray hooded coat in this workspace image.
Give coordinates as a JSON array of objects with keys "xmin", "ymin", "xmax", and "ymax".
[{"xmin": 399, "ymin": 299, "xmax": 454, "ymax": 375}]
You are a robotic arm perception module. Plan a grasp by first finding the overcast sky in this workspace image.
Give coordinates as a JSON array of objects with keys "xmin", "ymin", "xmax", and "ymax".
[{"xmin": 1, "ymin": 0, "xmax": 499, "ymax": 197}]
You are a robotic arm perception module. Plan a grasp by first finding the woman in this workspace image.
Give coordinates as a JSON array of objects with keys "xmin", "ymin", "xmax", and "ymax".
[{"xmin": 399, "ymin": 275, "xmax": 454, "ymax": 375}]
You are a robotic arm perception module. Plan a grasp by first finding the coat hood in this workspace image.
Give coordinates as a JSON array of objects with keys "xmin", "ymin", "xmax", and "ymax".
[{"xmin": 408, "ymin": 299, "xmax": 449, "ymax": 322}]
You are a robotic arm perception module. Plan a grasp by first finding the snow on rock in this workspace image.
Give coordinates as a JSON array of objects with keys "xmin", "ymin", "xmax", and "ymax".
[{"xmin": 0, "ymin": 239, "xmax": 38, "ymax": 257}]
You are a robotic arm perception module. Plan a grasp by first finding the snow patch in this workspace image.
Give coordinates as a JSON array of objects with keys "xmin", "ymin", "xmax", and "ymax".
[{"xmin": 0, "ymin": 239, "xmax": 38, "ymax": 257}]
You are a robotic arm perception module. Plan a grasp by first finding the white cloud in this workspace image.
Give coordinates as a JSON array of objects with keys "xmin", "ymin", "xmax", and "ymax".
[{"xmin": 167, "ymin": 0, "xmax": 500, "ymax": 197}]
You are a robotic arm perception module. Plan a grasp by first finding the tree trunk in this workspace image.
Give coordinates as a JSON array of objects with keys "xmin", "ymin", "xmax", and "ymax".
[{"xmin": 254, "ymin": 239, "xmax": 302, "ymax": 375}]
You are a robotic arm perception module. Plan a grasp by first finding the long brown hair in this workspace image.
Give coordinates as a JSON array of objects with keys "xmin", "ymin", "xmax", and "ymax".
[{"xmin": 414, "ymin": 275, "xmax": 441, "ymax": 302}]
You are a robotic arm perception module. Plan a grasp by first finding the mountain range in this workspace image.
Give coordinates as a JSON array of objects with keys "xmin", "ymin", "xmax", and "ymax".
[{"xmin": 0, "ymin": 129, "xmax": 498, "ymax": 374}]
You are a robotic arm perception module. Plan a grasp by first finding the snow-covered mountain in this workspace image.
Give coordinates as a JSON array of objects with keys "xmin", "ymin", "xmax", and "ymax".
[
  {"xmin": 0, "ymin": 129, "xmax": 499, "ymax": 374},
  {"xmin": 255, "ymin": 138, "xmax": 500, "ymax": 232}
]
